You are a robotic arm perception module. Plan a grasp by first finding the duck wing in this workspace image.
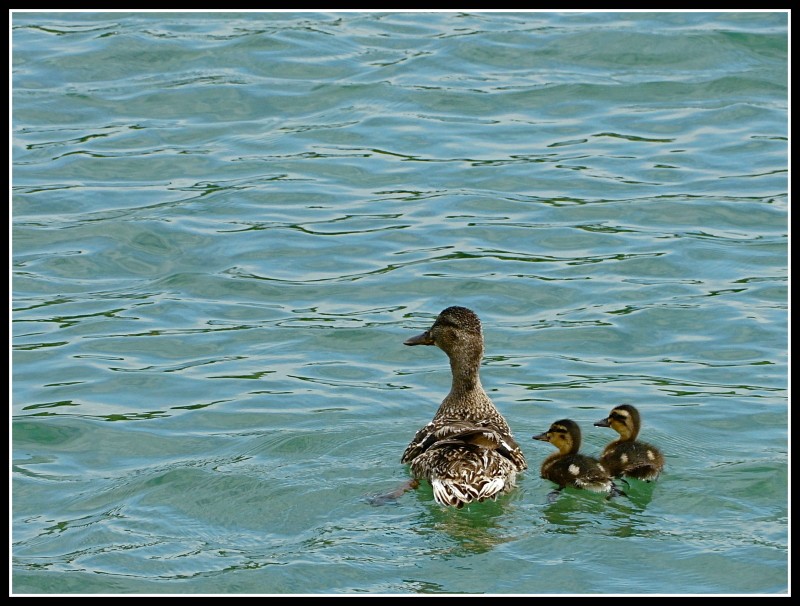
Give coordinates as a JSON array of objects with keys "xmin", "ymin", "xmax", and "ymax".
[
  {"xmin": 443, "ymin": 425, "xmax": 527, "ymax": 471},
  {"xmin": 402, "ymin": 419, "xmax": 526, "ymax": 471},
  {"xmin": 402, "ymin": 420, "xmax": 527, "ymax": 508},
  {"xmin": 401, "ymin": 418, "xmax": 473, "ymax": 463},
  {"xmin": 409, "ymin": 438, "xmax": 521, "ymax": 507}
]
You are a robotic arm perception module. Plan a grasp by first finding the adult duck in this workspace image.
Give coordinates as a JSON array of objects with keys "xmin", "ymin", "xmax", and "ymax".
[{"xmin": 400, "ymin": 306, "xmax": 527, "ymax": 508}]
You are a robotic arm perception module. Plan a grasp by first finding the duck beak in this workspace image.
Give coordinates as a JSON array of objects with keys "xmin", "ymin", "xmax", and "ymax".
[
  {"xmin": 594, "ymin": 417, "xmax": 611, "ymax": 428},
  {"xmin": 404, "ymin": 330, "xmax": 434, "ymax": 346},
  {"xmin": 532, "ymin": 431, "xmax": 549, "ymax": 442}
]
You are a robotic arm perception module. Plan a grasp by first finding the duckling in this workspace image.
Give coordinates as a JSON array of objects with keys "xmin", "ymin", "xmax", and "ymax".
[
  {"xmin": 532, "ymin": 418, "xmax": 620, "ymax": 499},
  {"xmin": 400, "ymin": 306, "xmax": 527, "ymax": 508},
  {"xmin": 594, "ymin": 404, "xmax": 664, "ymax": 482}
]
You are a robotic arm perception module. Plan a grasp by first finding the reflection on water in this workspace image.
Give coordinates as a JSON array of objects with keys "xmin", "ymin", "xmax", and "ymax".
[
  {"xmin": 538, "ymin": 482, "xmax": 656, "ymax": 535},
  {"xmin": 539, "ymin": 490, "xmax": 619, "ymax": 533},
  {"xmin": 413, "ymin": 495, "xmax": 516, "ymax": 558}
]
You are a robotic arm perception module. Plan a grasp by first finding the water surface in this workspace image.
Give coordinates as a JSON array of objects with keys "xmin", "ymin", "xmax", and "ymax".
[{"xmin": 11, "ymin": 10, "xmax": 789, "ymax": 595}]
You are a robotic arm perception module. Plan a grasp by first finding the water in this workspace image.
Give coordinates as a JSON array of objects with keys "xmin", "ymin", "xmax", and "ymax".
[{"xmin": 11, "ymin": 10, "xmax": 788, "ymax": 595}]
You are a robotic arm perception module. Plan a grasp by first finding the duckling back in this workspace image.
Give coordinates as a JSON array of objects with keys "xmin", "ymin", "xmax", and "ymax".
[
  {"xmin": 540, "ymin": 452, "xmax": 616, "ymax": 493},
  {"xmin": 600, "ymin": 439, "xmax": 664, "ymax": 481}
]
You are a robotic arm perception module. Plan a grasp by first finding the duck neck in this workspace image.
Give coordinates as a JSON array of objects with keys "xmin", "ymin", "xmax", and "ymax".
[{"xmin": 446, "ymin": 347, "xmax": 483, "ymax": 397}]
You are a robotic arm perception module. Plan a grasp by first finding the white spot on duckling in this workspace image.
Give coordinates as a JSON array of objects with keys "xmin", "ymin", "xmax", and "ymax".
[{"xmin": 568, "ymin": 464, "xmax": 581, "ymax": 476}]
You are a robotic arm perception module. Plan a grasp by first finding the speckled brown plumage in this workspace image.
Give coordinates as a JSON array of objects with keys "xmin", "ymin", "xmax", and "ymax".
[
  {"xmin": 594, "ymin": 404, "xmax": 665, "ymax": 482},
  {"xmin": 402, "ymin": 306, "xmax": 527, "ymax": 508},
  {"xmin": 532, "ymin": 418, "xmax": 618, "ymax": 496}
]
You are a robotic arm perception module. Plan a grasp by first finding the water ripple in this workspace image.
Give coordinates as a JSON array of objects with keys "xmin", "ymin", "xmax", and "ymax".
[{"xmin": 12, "ymin": 11, "xmax": 788, "ymax": 595}]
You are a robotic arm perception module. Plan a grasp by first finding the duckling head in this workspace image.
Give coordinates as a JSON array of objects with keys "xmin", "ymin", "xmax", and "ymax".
[
  {"xmin": 594, "ymin": 404, "xmax": 641, "ymax": 441},
  {"xmin": 532, "ymin": 419, "xmax": 582, "ymax": 455}
]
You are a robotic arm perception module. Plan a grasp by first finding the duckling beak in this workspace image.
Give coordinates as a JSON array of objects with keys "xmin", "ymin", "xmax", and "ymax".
[
  {"xmin": 594, "ymin": 417, "xmax": 611, "ymax": 428},
  {"xmin": 404, "ymin": 330, "xmax": 435, "ymax": 346},
  {"xmin": 532, "ymin": 431, "xmax": 549, "ymax": 442}
]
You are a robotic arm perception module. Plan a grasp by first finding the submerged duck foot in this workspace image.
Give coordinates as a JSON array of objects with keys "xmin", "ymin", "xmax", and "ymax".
[
  {"xmin": 608, "ymin": 483, "xmax": 627, "ymax": 500},
  {"xmin": 367, "ymin": 479, "xmax": 420, "ymax": 506},
  {"xmin": 545, "ymin": 488, "xmax": 564, "ymax": 504}
]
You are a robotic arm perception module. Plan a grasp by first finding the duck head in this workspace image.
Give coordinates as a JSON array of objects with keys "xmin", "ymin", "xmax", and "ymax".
[
  {"xmin": 404, "ymin": 306, "xmax": 482, "ymax": 348},
  {"xmin": 404, "ymin": 306, "xmax": 485, "ymax": 389}
]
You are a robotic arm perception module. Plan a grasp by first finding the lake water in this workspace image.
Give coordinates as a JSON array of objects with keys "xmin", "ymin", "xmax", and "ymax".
[{"xmin": 11, "ymin": 10, "xmax": 789, "ymax": 596}]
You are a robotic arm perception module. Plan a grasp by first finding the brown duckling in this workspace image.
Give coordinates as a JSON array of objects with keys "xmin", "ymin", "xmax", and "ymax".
[
  {"xmin": 594, "ymin": 404, "xmax": 665, "ymax": 482},
  {"xmin": 400, "ymin": 306, "xmax": 527, "ymax": 508},
  {"xmin": 532, "ymin": 418, "xmax": 620, "ymax": 499}
]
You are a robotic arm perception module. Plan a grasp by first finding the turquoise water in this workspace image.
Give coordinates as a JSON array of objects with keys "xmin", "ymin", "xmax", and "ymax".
[{"xmin": 11, "ymin": 11, "xmax": 788, "ymax": 595}]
